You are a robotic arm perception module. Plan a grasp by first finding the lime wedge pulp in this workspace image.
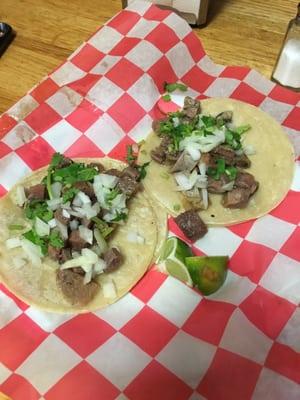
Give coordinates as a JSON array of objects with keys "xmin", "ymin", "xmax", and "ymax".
[
  {"xmin": 158, "ymin": 237, "xmax": 193, "ymax": 286},
  {"xmin": 185, "ymin": 256, "xmax": 229, "ymax": 295}
]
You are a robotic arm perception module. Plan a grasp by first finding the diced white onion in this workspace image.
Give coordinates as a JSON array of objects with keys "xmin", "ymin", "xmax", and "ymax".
[
  {"xmin": 51, "ymin": 182, "xmax": 62, "ymax": 199},
  {"xmin": 56, "ymin": 220, "xmax": 68, "ymax": 240},
  {"xmin": 70, "ymin": 219, "xmax": 79, "ymax": 231},
  {"xmin": 93, "ymin": 180, "xmax": 106, "ymax": 206},
  {"xmin": 221, "ymin": 181, "xmax": 235, "ymax": 191},
  {"xmin": 6, "ymin": 237, "xmax": 22, "ymax": 249},
  {"xmin": 243, "ymin": 144, "xmax": 256, "ymax": 155},
  {"xmin": 173, "ymin": 117, "xmax": 180, "ymax": 127},
  {"xmin": 48, "ymin": 218, "xmax": 57, "ymax": 228},
  {"xmin": 174, "ymin": 170, "xmax": 198, "ymax": 192},
  {"xmin": 79, "ymin": 225, "xmax": 93, "ymax": 244},
  {"xmin": 94, "ymin": 259, "xmax": 106, "ymax": 274},
  {"xmin": 13, "ymin": 256, "xmax": 27, "ymax": 269},
  {"xmin": 127, "ymin": 231, "xmax": 145, "ymax": 244},
  {"xmin": 83, "ymin": 269, "xmax": 93, "ymax": 285},
  {"xmin": 94, "ymin": 229, "xmax": 108, "ymax": 254},
  {"xmin": 199, "ymin": 162, "xmax": 207, "ymax": 176},
  {"xmin": 111, "ymin": 193, "xmax": 126, "ymax": 210},
  {"xmin": 62, "ymin": 209, "xmax": 70, "ymax": 219},
  {"xmin": 21, "ymin": 238, "xmax": 42, "ymax": 266},
  {"xmin": 62, "ymin": 253, "xmax": 94, "ymax": 269},
  {"xmin": 72, "ymin": 193, "xmax": 83, "ymax": 207},
  {"xmin": 102, "ymin": 279, "xmax": 117, "ymax": 299},
  {"xmin": 77, "ymin": 191, "xmax": 91, "ymax": 205},
  {"xmin": 61, "ymin": 201, "xmax": 71, "ymax": 209},
  {"xmin": 201, "ymin": 188, "xmax": 209, "ymax": 209},
  {"xmin": 96, "ymin": 174, "xmax": 119, "ymax": 189},
  {"xmin": 81, "ymin": 248, "xmax": 98, "ymax": 264},
  {"xmin": 14, "ymin": 186, "xmax": 26, "ymax": 207},
  {"xmin": 179, "ymin": 127, "xmax": 225, "ymax": 153},
  {"xmin": 235, "ymin": 149, "xmax": 243, "ymax": 156},
  {"xmin": 35, "ymin": 217, "xmax": 50, "ymax": 237},
  {"xmin": 186, "ymin": 144, "xmax": 201, "ymax": 161},
  {"xmin": 71, "ymin": 250, "xmax": 80, "ymax": 258},
  {"xmin": 82, "ymin": 203, "xmax": 98, "ymax": 219},
  {"xmin": 47, "ymin": 198, "xmax": 62, "ymax": 211}
]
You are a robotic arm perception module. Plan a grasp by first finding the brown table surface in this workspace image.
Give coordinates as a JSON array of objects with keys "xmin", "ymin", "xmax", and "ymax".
[{"xmin": 0, "ymin": 0, "xmax": 297, "ymax": 114}]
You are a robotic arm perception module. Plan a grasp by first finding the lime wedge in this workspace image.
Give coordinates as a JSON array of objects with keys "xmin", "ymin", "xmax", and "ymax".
[
  {"xmin": 185, "ymin": 256, "xmax": 228, "ymax": 295},
  {"xmin": 158, "ymin": 237, "xmax": 193, "ymax": 286}
]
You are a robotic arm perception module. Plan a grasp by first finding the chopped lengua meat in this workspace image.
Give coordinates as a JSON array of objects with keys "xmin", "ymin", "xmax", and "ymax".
[
  {"xmin": 207, "ymin": 174, "xmax": 231, "ymax": 194},
  {"xmin": 74, "ymin": 181, "xmax": 95, "ymax": 198},
  {"xmin": 54, "ymin": 208, "xmax": 69, "ymax": 225},
  {"xmin": 150, "ymin": 147, "xmax": 166, "ymax": 164},
  {"xmin": 222, "ymin": 188, "xmax": 252, "ymax": 208},
  {"xmin": 235, "ymin": 171, "xmax": 258, "ymax": 194},
  {"xmin": 104, "ymin": 247, "xmax": 123, "ymax": 272},
  {"xmin": 25, "ymin": 184, "xmax": 46, "ymax": 200},
  {"xmin": 211, "ymin": 145, "xmax": 236, "ymax": 165},
  {"xmin": 234, "ymin": 153, "xmax": 251, "ymax": 168},
  {"xmin": 121, "ymin": 166, "xmax": 140, "ymax": 180},
  {"xmin": 89, "ymin": 162, "xmax": 105, "ymax": 172},
  {"xmin": 104, "ymin": 168, "xmax": 122, "ymax": 177},
  {"xmin": 117, "ymin": 175, "xmax": 140, "ymax": 197},
  {"xmin": 171, "ymin": 152, "xmax": 197, "ymax": 173},
  {"xmin": 175, "ymin": 210, "xmax": 207, "ymax": 241},
  {"xmin": 182, "ymin": 96, "xmax": 201, "ymax": 120},
  {"xmin": 69, "ymin": 230, "xmax": 87, "ymax": 250}
]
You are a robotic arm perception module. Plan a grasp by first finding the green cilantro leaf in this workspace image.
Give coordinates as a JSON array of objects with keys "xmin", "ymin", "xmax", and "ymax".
[
  {"xmin": 112, "ymin": 212, "xmax": 128, "ymax": 222},
  {"xmin": 62, "ymin": 187, "xmax": 79, "ymax": 203},
  {"xmin": 225, "ymin": 166, "xmax": 238, "ymax": 181},
  {"xmin": 23, "ymin": 229, "xmax": 48, "ymax": 255},
  {"xmin": 126, "ymin": 145, "xmax": 137, "ymax": 165},
  {"xmin": 136, "ymin": 162, "xmax": 150, "ymax": 181},
  {"xmin": 162, "ymin": 94, "xmax": 171, "ymax": 102},
  {"xmin": 48, "ymin": 230, "xmax": 64, "ymax": 249},
  {"xmin": 105, "ymin": 189, "xmax": 120, "ymax": 205},
  {"xmin": 8, "ymin": 224, "xmax": 25, "ymax": 231},
  {"xmin": 235, "ymin": 124, "xmax": 251, "ymax": 135},
  {"xmin": 25, "ymin": 201, "xmax": 53, "ymax": 222},
  {"xmin": 201, "ymin": 115, "xmax": 216, "ymax": 128},
  {"xmin": 92, "ymin": 217, "xmax": 114, "ymax": 238},
  {"xmin": 164, "ymin": 82, "xmax": 188, "ymax": 93},
  {"xmin": 50, "ymin": 153, "xmax": 65, "ymax": 168}
]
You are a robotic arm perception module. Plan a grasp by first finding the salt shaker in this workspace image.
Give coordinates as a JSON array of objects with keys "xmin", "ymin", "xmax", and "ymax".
[{"xmin": 272, "ymin": 3, "xmax": 300, "ymax": 90}]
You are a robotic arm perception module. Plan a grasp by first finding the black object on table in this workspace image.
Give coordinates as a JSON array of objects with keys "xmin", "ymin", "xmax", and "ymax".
[{"xmin": 0, "ymin": 22, "xmax": 15, "ymax": 56}]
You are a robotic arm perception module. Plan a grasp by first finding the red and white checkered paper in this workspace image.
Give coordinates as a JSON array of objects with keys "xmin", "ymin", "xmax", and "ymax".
[{"xmin": 1, "ymin": 1, "xmax": 300, "ymax": 399}]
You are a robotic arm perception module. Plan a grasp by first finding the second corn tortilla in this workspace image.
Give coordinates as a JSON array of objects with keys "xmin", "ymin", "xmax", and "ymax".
[{"xmin": 138, "ymin": 98, "xmax": 295, "ymax": 226}]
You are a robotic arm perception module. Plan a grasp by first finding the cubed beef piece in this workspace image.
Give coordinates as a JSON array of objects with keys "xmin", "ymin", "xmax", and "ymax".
[
  {"xmin": 71, "ymin": 267, "xmax": 85, "ymax": 275},
  {"xmin": 54, "ymin": 208, "xmax": 69, "ymax": 225},
  {"xmin": 73, "ymin": 181, "xmax": 95, "ymax": 198},
  {"xmin": 60, "ymin": 248, "xmax": 72, "ymax": 263},
  {"xmin": 175, "ymin": 210, "xmax": 208, "ymax": 241},
  {"xmin": 121, "ymin": 166, "xmax": 140, "ymax": 180},
  {"xmin": 234, "ymin": 153, "xmax": 251, "ymax": 168},
  {"xmin": 216, "ymin": 110, "xmax": 233, "ymax": 124},
  {"xmin": 26, "ymin": 184, "xmax": 46, "ymax": 200},
  {"xmin": 182, "ymin": 96, "xmax": 201, "ymax": 120},
  {"xmin": 235, "ymin": 172, "xmax": 258, "ymax": 194},
  {"xmin": 207, "ymin": 174, "xmax": 233, "ymax": 194},
  {"xmin": 211, "ymin": 145, "xmax": 235, "ymax": 165},
  {"xmin": 171, "ymin": 152, "xmax": 197, "ymax": 173},
  {"xmin": 57, "ymin": 156, "xmax": 73, "ymax": 168},
  {"xmin": 89, "ymin": 162, "xmax": 105, "ymax": 172},
  {"xmin": 151, "ymin": 147, "xmax": 166, "ymax": 164},
  {"xmin": 57, "ymin": 269, "xmax": 98, "ymax": 306},
  {"xmin": 117, "ymin": 175, "xmax": 140, "ymax": 197},
  {"xmin": 152, "ymin": 119, "xmax": 164, "ymax": 134},
  {"xmin": 222, "ymin": 188, "xmax": 251, "ymax": 208},
  {"xmin": 104, "ymin": 247, "xmax": 123, "ymax": 272},
  {"xmin": 160, "ymin": 135, "xmax": 173, "ymax": 151},
  {"xmin": 166, "ymin": 150, "xmax": 181, "ymax": 163},
  {"xmin": 199, "ymin": 153, "xmax": 216, "ymax": 168},
  {"xmin": 69, "ymin": 230, "xmax": 87, "ymax": 250},
  {"xmin": 48, "ymin": 245, "xmax": 61, "ymax": 261},
  {"xmin": 104, "ymin": 168, "xmax": 122, "ymax": 177}
]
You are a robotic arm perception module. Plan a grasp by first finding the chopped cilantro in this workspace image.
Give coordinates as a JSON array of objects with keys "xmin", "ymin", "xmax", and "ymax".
[
  {"xmin": 112, "ymin": 212, "xmax": 128, "ymax": 222},
  {"xmin": 225, "ymin": 166, "xmax": 238, "ymax": 180},
  {"xmin": 62, "ymin": 187, "xmax": 79, "ymax": 203},
  {"xmin": 164, "ymin": 82, "xmax": 188, "ymax": 93},
  {"xmin": 126, "ymin": 145, "xmax": 137, "ymax": 165},
  {"xmin": 92, "ymin": 217, "xmax": 114, "ymax": 238},
  {"xmin": 52, "ymin": 163, "xmax": 98, "ymax": 185},
  {"xmin": 173, "ymin": 204, "xmax": 181, "ymax": 211},
  {"xmin": 50, "ymin": 153, "xmax": 65, "ymax": 168},
  {"xmin": 235, "ymin": 124, "xmax": 251, "ymax": 135},
  {"xmin": 106, "ymin": 189, "xmax": 120, "ymax": 205},
  {"xmin": 25, "ymin": 201, "xmax": 53, "ymax": 222},
  {"xmin": 48, "ymin": 230, "xmax": 64, "ymax": 249},
  {"xmin": 207, "ymin": 159, "xmax": 237, "ymax": 181},
  {"xmin": 136, "ymin": 162, "xmax": 150, "ymax": 181},
  {"xmin": 23, "ymin": 229, "xmax": 48, "ymax": 255},
  {"xmin": 162, "ymin": 94, "xmax": 171, "ymax": 102},
  {"xmin": 201, "ymin": 115, "xmax": 216, "ymax": 128}
]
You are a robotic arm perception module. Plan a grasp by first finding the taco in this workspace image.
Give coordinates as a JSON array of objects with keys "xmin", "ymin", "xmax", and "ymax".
[
  {"xmin": 0, "ymin": 154, "xmax": 157, "ymax": 313},
  {"xmin": 138, "ymin": 97, "xmax": 295, "ymax": 226}
]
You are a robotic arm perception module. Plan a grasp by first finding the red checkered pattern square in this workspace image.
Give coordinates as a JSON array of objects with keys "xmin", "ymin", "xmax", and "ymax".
[
  {"xmin": 131, "ymin": 269, "xmax": 167, "ymax": 303},
  {"xmin": 269, "ymin": 85, "xmax": 300, "ymax": 105},
  {"xmin": 230, "ymin": 240, "xmax": 276, "ymax": 283},
  {"xmin": 220, "ymin": 66, "xmax": 251, "ymax": 80},
  {"xmin": 68, "ymin": 74, "xmax": 101, "ymax": 97},
  {"xmin": 107, "ymin": 10, "xmax": 141, "ymax": 35},
  {"xmin": 182, "ymin": 299, "xmax": 235, "ymax": 345},
  {"xmin": 0, "ymin": 185, "xmax": 7, "ymax": 197},
  {"xmin": 71, "ymin": 44, "xmax": 105, "ymax": 72},
  {"xmin": 106, "ymin": 58, "xmax": 143, "ymax": 90},
  {"xmin": 0, "ymin": 314, "xmax": 48, "ymax": 370},
  {"xmin": 109, "ymin": 37, "xmax": 140, "ymax": 56},
  {"xmin": 240, "ymin": 286, "xmax": 296, "ymax": 339},
  {"xmin": 280, "ymin": 226, "xmax": 300, "ymax": 262},
  {"xmin": 227, "ymin": 220, "xmax": 255, "ymax": 238},
  {"xmin": 30, "ymin": 78, "xmax": 60, "ymax": 103},
  {"xmin": 283, "ymin": 106, "xmax": 300, "ymax": 130},
  {"xmin": 0, "ymin": 284, "xmax": 29, "ymax": 311},
  {"xmin": 197, "ymin": 348, "xmax": 262, "ymax": 400},
  {"xmin": 0, "ymin": 374, "xmax": 40, "ymax": 400},
  {"xmin": 145, "ymin": 23, "xmax": 179, "ymax": 53},
  {"xmin": 0, "ymin": 142, "xmax": 12, "ymax": 158},
  {"xmin": 16, "ymin": 136, "xmax": 55, "ymax": 170},
  {"xmin": 0, "ymin": 114, "xmax": 17, "ymax": 140},
  {"xmin": 24, "ymin": 103, "xmax": 61, "ymax": 135},
  {"xmin": 270, "ymin": 191, "xmax": 300, "ymax": 225},
  {"xmin": 44, "ymin": 361, "xmax": 119, "ymax": 400},
  {"xmin": 66, "ymin": 99, "xmax": 103, "ymax": 132},
  {"xmin": 107, "ymin": 93, "xmax": 146, "ymax": 132},
  {"xmin": 55, "ymin": 314, "xmax": 116, "ymax": 358},
  {"xmin": 147, "ymin": 56, "xmax": 178, "ymax": 92},
  {"xmin": 64, "ymin": 134, "xmax": 105, "ymax": 158},
  {"xmin": 143, "ymin": 5, "xmax": 171, "ymax": 21},
  {"xmin": 182, "ymin": 32, "xmax": 206, "ymax": 63},
  {"xmin": 182, "ymin": 66, "xmax": 215, "ymax": 94},
  {"xmin": 231, "ymin": 82, "xmax": 266, "ymax": 106},
  {"xmin": 121, "ymin": 305, "xmax": 177, "ymax": 356},
  {"xmin": 265, "ymin": 342, "xmax": 300, "ymax": 383},
  {"xmin": 124, "ymin": 360, "xmax": 192, "ymax": 400},
  {"xmin": 107, "ymin": 135, "xmax": 135, "ymax": 161}
]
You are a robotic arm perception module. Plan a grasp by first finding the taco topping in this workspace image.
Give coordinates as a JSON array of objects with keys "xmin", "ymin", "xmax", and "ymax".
[
  {"xmin": 7, "ymin": 153, "xmax": 145, "ymax": 306},
  {"xmin": 150, "ymin": 96, "xmax": 258, "ymax": 210}
]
